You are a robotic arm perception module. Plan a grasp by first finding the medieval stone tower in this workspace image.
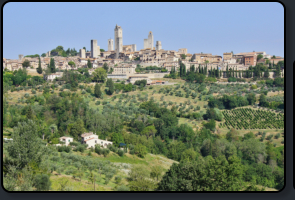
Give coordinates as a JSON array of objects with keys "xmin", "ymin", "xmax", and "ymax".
[
  {"xmin": 114, "ymin": 24, "xmax": 123, "ymax": 58},
  {"xmin": 108, "ymin": 39, "xmax": 114, "ymax": 51},
  {"xmin": 148, "ymin": 31, "xmax": 154, "ymax": 49},
  {"xmin": 144, "ymin": 31, "xmax": 154, "ymax": 49},
  {"xmin": 156, "ymin": 41, "xmax": 162, "ymax": 50},
  {"xmin": 91, "ymin": 39, "xmax": 98, "ymax": 58}
]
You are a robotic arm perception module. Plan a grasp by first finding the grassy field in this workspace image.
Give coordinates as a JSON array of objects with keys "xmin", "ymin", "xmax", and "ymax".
[{"xmin": 48, "ymin": 151, "xmax": 178, "ymax": 191}]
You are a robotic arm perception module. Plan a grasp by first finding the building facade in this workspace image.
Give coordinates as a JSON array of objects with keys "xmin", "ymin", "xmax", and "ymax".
[{"xmin": 81, "ymin": 132, "xmax": 113, "ymax": 149}]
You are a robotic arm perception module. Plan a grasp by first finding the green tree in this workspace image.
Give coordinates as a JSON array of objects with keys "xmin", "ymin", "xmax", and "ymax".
[
  {"xmin": 41, "ymin": 53, "xmax": 46, "ymax": 57},
  {"xmin": 128, "ymin": 166, "xmax": 156, "ymax": 191},
  {"xmin": 257, "ymin": 54, "xmax": 263, "ymax": 61},
  {"xmin": 68, "ymin": 61, "xmax": 76, "ymax": 68},
  {"xmin": 26, "ymin": 106, "xmax": 33, "ymax": 120},
  {"xmin": 49, "ymin": 58, "xmax": 56, "ymax": 73},
  {"xmin": 203, "ymin": 119, "xmax": 216, "ymax": 132},
  {"xmin": 103, "ymin": 63, "xmax": 109, "ymax": 72},
  {"xmin": 87, "ymin": 59, "xmax": 92, "ymax": 68},
  {"xmin": 180, "ymin": 148, "xmax": 198, "ymax": 162},
  {"xmin": 247, "ymin": 93, "xmax": 256, "ymax": 105},
  {"xmin": 259, "ymin": 94, "xmax": 268, "ymax": 107},
  {"xmin": 92, "ymin": 68, "xmax": 107, "ymax": 83},
  {"xmin": 157, "ymin": 155, "xmax": 244, "ymax": 191},
  {"xmin": 264, "ymin": 68, "xmax": 269, "ymax": 78},
  {"xmin": 67, "ymin": 119, "xmax": 85, "ymax": 140},
  {"xmin": 6, "ymin": 120, "xmax": 45, "ymax": 169},
  {"xmin": 226, "ymin": 128, "xmax": 239, "ymax": 142},
  {"xmin": 134, "ymin": 144, "xmax": 147, "ymax": 158},
  {"xmin": 22, "ymin": 59, "xmax": 30, "ymax": 68},
  {"xmin": 150, "ymin": 166, "xmax": 163, "ymax": 181},
  {"xmin": 108, "ymin": 79, "xmax": 114, "ymax": 95},
  {"xmin": 88, "ymin": 171, "xmax": 98, "ymax": 191},
  {"xmin": 36, "ymin": 57, "xmax": 43, "ymax": 74},
  {"xmin": 141, "ymin": 125, "xmax": 157, "ymax": 139},
  {"xmin": 94, "ymin": 83, "xmax": 102, "ymax": 98},
  {"xmin": 275, "ymin": 64, "xmax": 281, "ymax": 78},
  {"xmin": 33, "ymin": 174, "xmax": 51, "ymax": 191}
]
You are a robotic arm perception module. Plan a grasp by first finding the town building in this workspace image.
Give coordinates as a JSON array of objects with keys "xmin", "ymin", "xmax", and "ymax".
[
  {"xmin": 59, "ymin": 136, "xmax": 73, "ymax": 146},
  {"xmin": 81, "ymin": 132, "xmax": 113, "ymax": 149}
]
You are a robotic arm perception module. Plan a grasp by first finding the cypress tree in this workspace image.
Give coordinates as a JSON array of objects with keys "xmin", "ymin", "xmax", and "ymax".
[
  {"xmin": 239, "ymin": 70, "xmax": 241, "ymax": 78},
  {"xmin": 87, "ymin": 59, "xmax": 92, "ymax": 68},
  {"xmin": 179, "ymin": 62, "xmax": 183, "ymax": 77},
  {"xmin": 201, "ymin": 66, "xmax": 204, "ymax": 74},
  {"xmin": 275, "ymin": 64, "xmax": 281, "ymax": 77},
  {"xmin": 50, "ymin": 58, "xmax": 56, "ymax": 73},
  {"xmin": 264, "ymin": 69, "xmax": 269, "ymax": 78},
  {"xmin": 205, "ymin": 65, "xmax": 207, "ymax": 75},
  {"xmin": 183, "ymin": 64, "xmax": 186, "ymax": 76},
  {"xmin": 226, "ymin": 64, "xmax": 229, "ymax": 78},
  {"xmin": 37, "ymin": 57, "xmax": 43, "ymax": 74},
  {"xmin": 94, "ymin": 83, "xmax": 102, "ymax": 98},
  {"xmin": 269, "ymin": 63, "xmax": 272, "ymax": 69},
  {"xmin": 210, "ymin": 66, "xmax": 213, "ymax": 77},
  {"xmin": 108, "ymin": 80, "xmax": 114, "ymax": 95},
  {"xmin": 217, "ymin": 67, "xmax": 219, "ymax": 78},
  {"xmin": 198, "ymin": 64, "xmax": 201, "ymax": 73},
  {"xmin": 26, "ymin": 106, "xmax": 33, "ymax": 120},
  {"xmin": 190, "ymin": 65, "xmax": 195, "ymax": 72}
]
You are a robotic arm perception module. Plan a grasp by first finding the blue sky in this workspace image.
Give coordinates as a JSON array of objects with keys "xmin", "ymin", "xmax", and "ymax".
[{"xmin": 3, "ymin": 2, "xmax": 284, "ymax": 59}]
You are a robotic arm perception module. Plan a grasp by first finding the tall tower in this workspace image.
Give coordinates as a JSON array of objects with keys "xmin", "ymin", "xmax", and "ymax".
[
  {"xmin": 148, "ymin": 31, "xmax": 154, "ymax": 49},
  {"xmin": 18, "ymin": 54, "xmax": 24, "ymax": 61},
  {"xmin": 79, "ymin": 49, "xmax": 86, "ymax": 58},
  {"xmin": 114, "ymin": 24, "xmax": 123, "ymax": 58},
  {"xmin": 108, "ymin": 39, "xmax": 114, "ymax": 51},
  {"xmin": 91, "ymin": 39, "xmax": 98, "ymax": 58},
  {"xmin": 144, "ymin": 39, "xmax": 148, "ymax": 49},
  {"xmin": 156, "ymin": 41, "xmax": 162, "ymax": 50}
]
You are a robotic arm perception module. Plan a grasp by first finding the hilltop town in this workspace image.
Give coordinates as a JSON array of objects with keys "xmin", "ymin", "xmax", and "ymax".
[{"xmin": 3, "ymin": 24, "xmax": 284, "ymax": 83}]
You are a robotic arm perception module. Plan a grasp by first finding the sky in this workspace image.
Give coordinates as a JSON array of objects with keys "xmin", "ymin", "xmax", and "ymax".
[{"xmin": 3, "ymin": 2, "xmax": 284, "ymax": 59}]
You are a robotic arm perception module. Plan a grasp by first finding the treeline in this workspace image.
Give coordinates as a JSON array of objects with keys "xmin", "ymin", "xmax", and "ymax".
[
  {"xmin": 136, "ymin": 65, "xmax": 167, "ymax": 73},
  {"xmin": 50, "ymin": 46, "xmax": 78, "ymax": 57},
  {"xmin": 166, "ymin": 60, "xmax": 283, "ymax": 82}
]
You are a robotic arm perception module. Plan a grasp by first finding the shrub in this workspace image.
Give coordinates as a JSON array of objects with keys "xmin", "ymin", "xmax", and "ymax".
[
  {"xmin": 275, "ymin": 133, "xmax": 280, "ymax": 139},
  {"xmin": 74, "ymin": 145, "xmax": 86, "ymax": 153},
  {"xmin": 266, "ymin": 134, "xmax": 274, "ymax": 140},
  {"xmin": 33, "ymin": 174, "xmax": 52, "ymax": 191},
  {"xmin": 57, "ymin": 146, "xmax": 71, "ymax": 153},
  {"xmin": 251, "ymin": 85, "xmax": 258, "ymax": 90},
  {"xmin": 69, "ymin": 142, "xmax": 79, "ymax": 146},
  {"xmin": 95, "ymin": 101, "xmax": 101, "ymax": 105},
  {"xmin": 95, "ymin": 146, "xmax": 103, "ymax": 155},
  {"xmin": 118, "ymin": 149, "xmax": 124, "ymax": 157},
  {"xmin": 102, "ymin": 149, "xmax": 110, "ymax": 157},
  {"xmin": 129, "ymin": 149, "xmax": 135, "ymax": 155}
]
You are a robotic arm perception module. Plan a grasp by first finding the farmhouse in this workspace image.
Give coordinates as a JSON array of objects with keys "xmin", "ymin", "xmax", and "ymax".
[
  {"xmin": 59, "ymin": 136, "xmax": 73, "ymax": 146},
  {"xmin": 81, "ymin": 132, "xmax": 113, "ymax": 149}
]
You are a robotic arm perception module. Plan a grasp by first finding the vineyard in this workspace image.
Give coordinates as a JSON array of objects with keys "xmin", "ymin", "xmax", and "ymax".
[{"xmin": 220, "ymin": 108, "xmax": 284, "ymax": 130}]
